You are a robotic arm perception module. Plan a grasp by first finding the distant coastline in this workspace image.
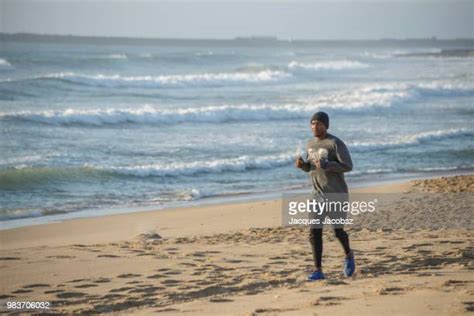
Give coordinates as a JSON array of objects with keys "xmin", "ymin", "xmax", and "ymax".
[{"xmin": 1, "ymin": 32, "xmax": 473, "ymax": 47}]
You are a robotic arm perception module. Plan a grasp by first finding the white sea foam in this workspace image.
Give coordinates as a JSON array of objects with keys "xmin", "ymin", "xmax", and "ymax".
[
  {"xmin": 177, "ymin": 188, "xmax": 214, "ymax": 201},
  {"xmin": 0, "ymin": 69, "xmax": 289, "ymax": 86},
  {"xmin": 39, "ymin": 70, "xmax": 290, "ymax": 87},
  {"xmin": 99, "ymin": 152, "xmax": 295, "ymax": 177},
  {"xmin": 360, "ymin": 52, "xmax": 393, "ymax": 59},
  {"xmin": 288, "ymin": 60, "xmax": 368, "ymax": 71},
  {"xmin": 0, "ymin": 58, "xmax": 12, "ymax": 67},
  {"xmin": 350, "ymin": 128, "xmax": 474, "ymax": 151},
  {"xmin": 392, "ymin": 48, "xmax": 442, "ymax": 57},
  {"xmin": 299, "ymin": 81, "xmax": 474, "ymax": 110},
  {"xmin": 0, "ymin": 104, "xmax": 303, "ymax": 126},
  {"xmin": 96, "ymin": 54, "xmax": 127, "ymax": 59}
]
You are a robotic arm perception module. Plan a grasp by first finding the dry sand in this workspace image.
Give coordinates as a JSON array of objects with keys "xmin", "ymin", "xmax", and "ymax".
[{"xmin": 0, "ymin": 175, "xmax": 473, "ymax": 315}]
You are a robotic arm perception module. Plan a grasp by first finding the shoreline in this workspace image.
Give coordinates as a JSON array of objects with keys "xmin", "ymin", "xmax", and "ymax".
[
  {"xmin": 1, "ymin": 171, "xmax": 472, "ymax": 251},
  {"xmin": 1, "ymin": 168, "xmax": 473, "ymax": 232}
]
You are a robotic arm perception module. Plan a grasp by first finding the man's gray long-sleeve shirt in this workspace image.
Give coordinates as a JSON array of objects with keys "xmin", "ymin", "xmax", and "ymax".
[{"xmin": 301, "ymin": 133, "xmax": 353, "ymax": 194}]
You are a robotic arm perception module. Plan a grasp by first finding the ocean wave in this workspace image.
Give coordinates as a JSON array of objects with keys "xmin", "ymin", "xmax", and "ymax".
[
  {"xmin": 0, "ymin": 208, "xmax": 69, "ymax": 221},
  {"xmin": 78, "ymin": 54, "xmax": 128, "ymax": 60},
  {"xmin": 0, "ymin": 58, "xmax": 12, "ymax": 68},
  {"xmin": 104, "ymin": 54, "xmax": 127, "ymax": 59},
  {"xmin": 288, "ymin": 60, "xmax": 368, "ymax": 71},
  {"xmin": 0, "ymin": 104, "xmax": 306, "ymax": 126},
  {"xmin": 360, "ymin": 52, "xmax": 391, "ymax": 59},
  {"xmin": 348, "ymin": 165, "xmax": 474, "ymax": 177},
  {"xmin": 410, "ymin": 82, "xmax": 474, "ymax": 97},
  {"xmin": 2, "ymin": 70, "xmax": 290, "ymax": 88},
  {"xmin": 299, "ymin": 81, "xmax": 474, "ymax": 110},
  {"xmin": 2, "ymin": 81, "xmax": 472, "ymax": 126},
  {"xmin": 391, "ymin": 48, "xmax": 441, "ymax": 56},
  {"xmin": 4, "ymin": 143, "xmax": 471, "ymax": 188},
  {"xmin": 349, "ymin": 168, "xmax": 395, "ymax": 176},
  {"xmin": 0, "ymin": 98, "xmax": 401, "ymax": 126},
  {"xmin": 0, "ymin": 166, "xmax": 109, "ymax": 190},
  {"xmin": 102, "ymin": 152, "xmax": 294, "ymax": 177},
  {"xmin": 350, "ymin": 128, "xmax": 474, "ymax": 152},
  {"xmin": 0, "ymin": 152, "xmax": 294, "ymax": 190}
]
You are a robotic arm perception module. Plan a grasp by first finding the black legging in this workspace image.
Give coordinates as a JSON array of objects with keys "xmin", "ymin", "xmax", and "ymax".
[{"xmin": 309, "ymin": 228, "xmax": 351, "ymax": 269}]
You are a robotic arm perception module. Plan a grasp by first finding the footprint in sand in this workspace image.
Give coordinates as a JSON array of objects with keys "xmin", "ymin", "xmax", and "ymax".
[
  {"xmin": 101, "ymin": 293, "xmax": 126, "ymax": 300},
  {"xmin": 191, "ymin": 271, "xmax": 205, "ymax": 276},
  {"xmin": 89, "ymin": 248, "xmax": 103, "ymax": 253},
  {"xmin": 75, "ymin": 284, "xmax": 99, "ymax": 289},
  {"xmin": 177, "ymin": 285, "xmax": 199, "ymax": 291},
  {"xmin": 195, "ymin": 280, "xmax": 216, "ymax": 286},
  {"xmin": 165, "ymin": 248, "xmax": 179, "ymax": 254},
  {"xmin": 109, "ymin": 287, "xmax": 134, "ymax": 293},
  {"xmin": 253, "ymin": 307, "xmax": 297, "ymax": 313},
  {"xmin": 56, "ymin": 291, "xmax": 86, "ymax": 299},
  {"xmin": 163, "ymin": 270, "xmax": 182, "ymax": 275},
  {"xmin": 325, "ymin": 279, "xmax": 349, "ymax": 286},
  {"xmin": 98, "ymin": 254, "xmax": 121, "ymax": 258},
  {"xmin": 268, "ymin": 260, "xmax": 287, "ymax": 265},
  {"xmin": 155, "ymin": 308, "xmax": 180, "ymax": 313},
  {"xmin": 44, "ymin": 289, "xmax": 64, "ymax": 294},
  {"xmin": 147, "ymin": 273, "xmax": 167, "ymax": 279},
  {"xmin": 444, "ymin": 280, "xmax": 472, "ymax": 287},
  {"xmin": 313, "ymin": 296, "xmax": 345, "ymax": 306},
  {"xmin": 161, "ymin": 279, "xmax": 181, "ymax": 287},
  {"xmin": 23, "ymin": 283, "xmax": 50, "ymax": 289},
  {"xmin": 154, "ymin": 254, "xmax": 170, "ymax": 259},
  {"xmin": 225, "ymin": 259, "xmax": 247, "ymax": 264},
  {"xmin": 417, "ymin": 249, "xmax": 433, "ymax": 254},
  {"xmin": 46, "ymin": 255, "xmax": 76, "ymax": 259},
  {"xmin": 68, "ymin": 278, "xmax": 89, "ymax": 283},
  {"xmin": 128, "ymin": 286, "xmax": 164, "ymax": 294},
  {"xmin": 12, "ymin": 289, "xmax": 33, "ymax": 294},
  {"xmin": 94, "ymin": 278, "xmax": 112, "ymax": 283},
  {"xmin": 136, "ymin": 253, "xmax": 155, "ymax": 257},
  {"xmin": 464, "ymin": 301, "xmax": 474, "ymax": 312},
  {"xmin": 378, "ymin": 287, "xmax": 405, "ymax": 295},
  {"xmin": 209, "ymin": 297, "xmax": 234, "ymax": 303},
  {"xmin": 126, "ymin": 280, "xmax": 143, "ymax": 284},
  {"xmin": 117, "ymin": 273, "xmax": 142, "ymax": 279}
]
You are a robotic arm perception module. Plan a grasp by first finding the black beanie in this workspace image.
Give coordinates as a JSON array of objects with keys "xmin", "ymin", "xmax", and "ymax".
[{"xmin": 310, "ymin": 111, "xmax": 329, "ymax": 129}]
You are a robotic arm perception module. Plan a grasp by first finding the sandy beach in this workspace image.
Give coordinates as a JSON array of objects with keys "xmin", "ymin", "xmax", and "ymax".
[{"xmin": 1, "ymin": 174, "xmax": 473, "ymax": 315}]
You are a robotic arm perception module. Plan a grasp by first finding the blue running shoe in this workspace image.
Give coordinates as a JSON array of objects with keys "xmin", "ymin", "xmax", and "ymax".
[
  {"xmin": 307, "ymin": 270, "xmax": 325, "ymax": 281},
  {"xmin": 344, "ymin": 252, "xmax": 355, "ymax": 277}
]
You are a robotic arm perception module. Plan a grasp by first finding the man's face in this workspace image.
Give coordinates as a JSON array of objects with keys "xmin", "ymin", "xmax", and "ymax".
[{"xmin": 311, "ymin": 120, "xmax": 327, "ymax": 137}]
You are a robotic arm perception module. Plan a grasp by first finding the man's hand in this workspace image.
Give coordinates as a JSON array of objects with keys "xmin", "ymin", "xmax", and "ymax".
[
  {"xmin": 315, "ymin": 158, "xmax": 328, "ymax": 169},
  {"xmin": 315, "ymin": 159, "xmax": 320, "ymax": 169},
  {"xmin": 296, "ymin": 156, "xmax": 305, "ymax": 169}
]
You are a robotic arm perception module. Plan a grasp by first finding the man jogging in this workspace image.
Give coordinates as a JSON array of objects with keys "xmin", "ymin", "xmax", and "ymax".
[{"xmin": 296, "ymin": 111, "xmax": 355, "ymax": 281}]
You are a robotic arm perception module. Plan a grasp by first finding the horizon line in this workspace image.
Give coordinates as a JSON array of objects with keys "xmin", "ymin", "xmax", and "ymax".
[{"xmin": 1, "ymin": 32, "xmax": 473, "ymax": 42}]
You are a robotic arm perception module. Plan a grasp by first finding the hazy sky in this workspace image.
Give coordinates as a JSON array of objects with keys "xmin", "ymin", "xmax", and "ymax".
[{"xmin": 1, "ymin": 0, "xmax": 473, "ymax": 40}]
